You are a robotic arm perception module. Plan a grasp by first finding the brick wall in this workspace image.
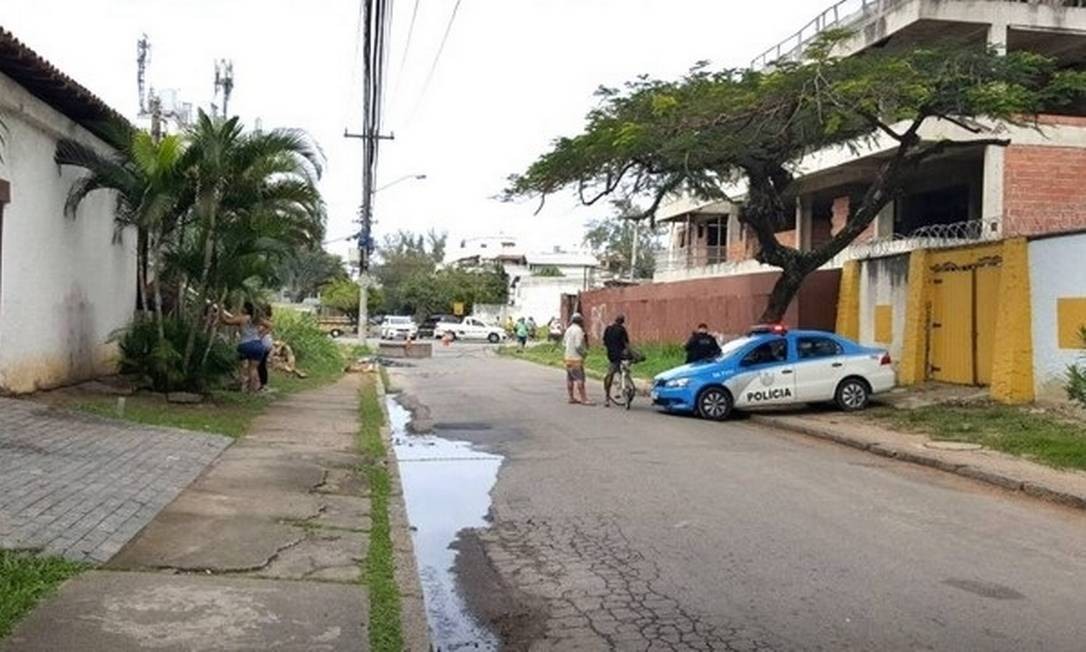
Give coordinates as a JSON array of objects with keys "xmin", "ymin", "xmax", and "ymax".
[
  {"xmin": 576, "ymin": 269, "xmax": 841, "ymax": 344},
  {"xmin": 1004, "ymin": 144, "xmax": 1086, "ymax": 237}
]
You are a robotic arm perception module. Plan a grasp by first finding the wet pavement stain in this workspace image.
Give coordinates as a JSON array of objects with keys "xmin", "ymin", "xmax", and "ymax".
[{"xmin": 388, "ymin": 397, "xmax": 502, "ymax": 651}]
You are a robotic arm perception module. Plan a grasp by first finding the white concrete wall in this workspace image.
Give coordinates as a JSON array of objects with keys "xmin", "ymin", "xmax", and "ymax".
[
  {"xmin": 1029, "ymin": 232, "xmax": 1086, "ymax": 400},
  {"xmin": 0, "ymin": 72, "xmax": 136, "ymax": 393},
  {"xmin": 857, "ymin": 255, "xmax": 910, "ymax": 364},
  {"xmin": 511, "ymin": 276, "xmax": 589, "ymax": 324}
]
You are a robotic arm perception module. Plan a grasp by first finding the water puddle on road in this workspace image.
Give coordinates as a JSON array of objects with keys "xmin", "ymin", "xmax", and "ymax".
[{"xmin": 387, "ymin": 397, "xmax": 502, "ymax": 651}]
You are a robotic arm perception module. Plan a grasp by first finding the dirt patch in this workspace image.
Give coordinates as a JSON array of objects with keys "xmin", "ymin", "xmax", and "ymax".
[{"xmin": 452, "ymin": 529, "xmax": 548, "ymax": 651}]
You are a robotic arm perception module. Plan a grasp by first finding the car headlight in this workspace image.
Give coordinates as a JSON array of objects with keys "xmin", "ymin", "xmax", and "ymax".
[{"xmin": 665, "ymin": 378, "xmax": 691, "ymax": 388}]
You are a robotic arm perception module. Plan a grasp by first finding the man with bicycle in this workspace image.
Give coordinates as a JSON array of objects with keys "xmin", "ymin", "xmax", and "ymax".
[{"xmin": 602, "ymin": 314, "xmax": 631, "ymax": 408}]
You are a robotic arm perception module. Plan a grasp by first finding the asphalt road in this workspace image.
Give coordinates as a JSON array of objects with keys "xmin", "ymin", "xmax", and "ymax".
[{"xmin": 390, "ymin": 344, "xmax": 1086, "ymax": 651}]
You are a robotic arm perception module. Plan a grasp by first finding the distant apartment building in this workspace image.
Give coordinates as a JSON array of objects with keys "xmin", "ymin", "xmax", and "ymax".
[
  {"xmin": 449, "ymin": 235, "xmax": 601, "ymax": 323},
  {"xmin": 658, "ymin": 0, "xmax": 1086, "ymax": 282}
]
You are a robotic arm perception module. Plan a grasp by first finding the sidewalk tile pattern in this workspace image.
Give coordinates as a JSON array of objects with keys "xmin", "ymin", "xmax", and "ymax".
[{"xmin": 0, "ymin": 397, "xmax": 231, "ymax": 562}]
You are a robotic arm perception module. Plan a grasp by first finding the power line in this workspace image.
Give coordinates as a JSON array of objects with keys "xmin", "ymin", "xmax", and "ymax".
[
  {"xmin": 406, "ymin": 0, "xmax": 461, "ymax": 125},
  {"xmin": 391, "ymin": 0, "xmax": 421, "ymax": 103}
]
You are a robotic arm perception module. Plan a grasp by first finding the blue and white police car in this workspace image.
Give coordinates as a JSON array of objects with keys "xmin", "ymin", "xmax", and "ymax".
[{"xmin": 651, "ymin": 325, "xmax": 896, "ymax": 421}]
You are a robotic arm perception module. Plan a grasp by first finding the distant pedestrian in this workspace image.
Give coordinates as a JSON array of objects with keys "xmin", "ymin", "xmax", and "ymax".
[
  {"xmin": 526, "ymin": 316, "xmax": 537, "ymax": 340},
  {"xmin": 562, "ymin": 313, "xmax": 593, "ymax": 405},
  {"xmin": 602, "ymin": 315, "xmax": 630, "ymax": 407},
  {"xmin": 685, "ymin": 323, "xmax": 722, "ymax": 364},
  {"xmin": 515, "ymin": 317, "xmax": 530, "ymax": 351}
]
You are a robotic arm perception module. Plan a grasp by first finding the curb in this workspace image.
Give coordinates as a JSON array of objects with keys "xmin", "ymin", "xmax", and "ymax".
[
  {"xmin": 750, "ymin": 415, "xmax": 1086, "ymax": 512},
  {"xmin": 373, "ymin": 371, "xmax": 433, "ymax": 652}
]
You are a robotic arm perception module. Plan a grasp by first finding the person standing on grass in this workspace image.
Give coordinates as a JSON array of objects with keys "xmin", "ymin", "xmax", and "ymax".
[
  {"xmin": 602, "ymin": 315, "xmax": 630, "ymax": 408},
  {"xmin": 515, "ymin": 317, "xmax": 530, "ymax": 351},
  {"xmin": 562, "ymin": 313, "xmax": 594, "ymax": 405},
  {"xmin": 685, "ymin": 322, "xmax": 722, "ymax": 364},
  {"xmin": 257, "ymin": 304, "xmax": 275, "ymax": 391},
  {"xmin": 527, "ymin": 316, "xmax": 537, "ymax": 340}
]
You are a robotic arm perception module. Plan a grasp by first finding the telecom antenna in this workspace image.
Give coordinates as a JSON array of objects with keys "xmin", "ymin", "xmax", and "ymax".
[
  {"xmin": 213, "ymin": 59, "xmax": 235, "ymax": 118},
  {"xmin": 136, "ymin": 34, "xmax": 151, "ymax": 115}
]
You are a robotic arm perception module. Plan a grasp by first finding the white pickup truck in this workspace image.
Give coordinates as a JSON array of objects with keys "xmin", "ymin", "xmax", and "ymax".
[{"xmin": 434, "ymin": 316, "xmax": 507, "ymax": 343}]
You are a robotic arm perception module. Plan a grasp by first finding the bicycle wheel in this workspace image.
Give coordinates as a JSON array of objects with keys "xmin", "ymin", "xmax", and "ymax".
[{"xmin": 623, "ymin": 374, "xmax": 635, "ymax": 410}]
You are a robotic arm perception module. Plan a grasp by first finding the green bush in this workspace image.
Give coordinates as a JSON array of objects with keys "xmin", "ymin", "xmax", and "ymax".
[
  {"xmin": 114, "ymin": 316, "xmax": 235, "ymax": 392},
  {"xmin": 1067, "ymin": 326, "xmax": 1086, "ymax": 408},
  {"xmin": 274, "ymin": 310, "xmax": 344, "ymax": 374}
]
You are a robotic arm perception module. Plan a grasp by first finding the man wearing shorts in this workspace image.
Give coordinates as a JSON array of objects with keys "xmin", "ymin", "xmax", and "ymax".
[
  {"xmin": 562, "ymin": 313, "xmax": 593, "ymax": 405},
  {"xmin": 602, "ymin": 315, "xmax": 630, "ymax": 407}
]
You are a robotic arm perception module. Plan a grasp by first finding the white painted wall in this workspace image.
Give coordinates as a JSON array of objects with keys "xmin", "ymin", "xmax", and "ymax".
[
  {"xmin": 1029, "ymin": 232, "xmax": 1086, "ymax": 400},
  {"xmin": 857, "ymin": 255, "xmax": 910, "ymax": 364},
  {"xmin": 511, "ymin": 276, "xmax": 589, "ymax": 324},
  {"xmin": 0, "ymin": 72, "xmax": 136, "ymax": 393}
]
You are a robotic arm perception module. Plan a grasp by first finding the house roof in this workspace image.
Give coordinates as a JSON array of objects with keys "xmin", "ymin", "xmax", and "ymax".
[
  {"xmin": 0, "ymin": 27, "xmax": 129, "ymax": 144},
  {"xmin": 525, "ymin": 252, "xmax": 599, "ymax": 268}
]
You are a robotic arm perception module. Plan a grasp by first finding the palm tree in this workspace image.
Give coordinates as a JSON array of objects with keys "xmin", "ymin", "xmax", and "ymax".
[
  {"xmin": 178, "ymin": 110, "xmax": 325, "ymax": 371},
  {"xmin": 55, "ymin": 128, "xmax": 188, "ymax": 342}
]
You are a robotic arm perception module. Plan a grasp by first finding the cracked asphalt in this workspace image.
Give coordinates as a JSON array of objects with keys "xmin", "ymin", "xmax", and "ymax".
[{"xmin": 392, "ymin": 345, "xmax": 1086, "ymax": 651}]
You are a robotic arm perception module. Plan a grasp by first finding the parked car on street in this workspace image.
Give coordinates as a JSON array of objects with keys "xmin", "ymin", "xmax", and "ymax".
[
  {"xmin": 380, "ymin": 316, "xmax": 418, "ymax": 340},
  {"xmin": 434, "ymin": 316, "xmax": 507, "ymax": 343},
  {"xmin": 419, "ymin": 314, "xmax": 459, "ymax": 339},
  {"xmin": 651, "ymin": 325, "xmax": 895, "ymax": 421}
]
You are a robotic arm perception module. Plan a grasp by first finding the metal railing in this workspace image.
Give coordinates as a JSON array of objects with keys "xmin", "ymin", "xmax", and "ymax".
[{"xmin": 750, "ymin": 0, "xmax": 1086, "ymax": 70}]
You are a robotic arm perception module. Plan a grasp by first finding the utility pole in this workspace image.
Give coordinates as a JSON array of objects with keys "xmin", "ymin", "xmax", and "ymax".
[{"xmin": 629, "ymin": 219, "xmax": 640, "ymax": 281}]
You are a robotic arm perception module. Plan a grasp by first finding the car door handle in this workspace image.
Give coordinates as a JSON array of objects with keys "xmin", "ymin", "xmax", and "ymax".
[
  {"xmin": 832, "ymin": 362, "xmax": 843, "ymax": 368},
  {"xmin": 781, "ymin": 369, "xmax": 793, "ymax": 375}
]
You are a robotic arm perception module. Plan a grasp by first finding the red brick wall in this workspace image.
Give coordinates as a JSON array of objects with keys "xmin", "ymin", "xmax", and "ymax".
[
  {"xmin": 1004, "ymin": 144, "xmax": 1086, "ymax": 236},
  {"xmin": 577, "ymin": 269, "xmax": 841, "ymax": 344}
]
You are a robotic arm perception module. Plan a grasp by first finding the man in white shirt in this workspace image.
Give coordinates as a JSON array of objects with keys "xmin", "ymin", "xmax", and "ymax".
[{"xmin": 562, "ymin": 313, "xmax": 593, "ymax": 405}]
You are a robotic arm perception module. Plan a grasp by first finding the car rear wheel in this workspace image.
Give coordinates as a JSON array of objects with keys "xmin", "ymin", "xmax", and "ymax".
[
  {"xmin": 696, "ymin": 387, "xmax": 732, "ymax": 421},
  {"xmin": 330, "ymin": 328, "xmax": 343, "ymax": 338},
  {"xmin": 835, "ymin": 377, "xmax": 870, "ymax": 412},
  {"xmin": 487, "ymin": 333, "xmax": 500, "ymax": 344}
]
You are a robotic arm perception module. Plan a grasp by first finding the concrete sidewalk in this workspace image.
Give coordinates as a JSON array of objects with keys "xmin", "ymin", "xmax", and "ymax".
[
  {"xmin": 2, "ymin": 375, "xmax": 373, "ymax": 652},
  {"xmin": 752, "ymin": 410, "xmax": 1086, "ymax": 512}
]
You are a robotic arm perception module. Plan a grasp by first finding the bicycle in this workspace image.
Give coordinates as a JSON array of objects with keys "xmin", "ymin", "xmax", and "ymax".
[{"xmin": 610, "ymin": 350, "xmax": 644, "ymax": 410}]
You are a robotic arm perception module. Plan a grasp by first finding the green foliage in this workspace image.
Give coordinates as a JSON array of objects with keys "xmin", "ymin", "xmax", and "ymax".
[
  {"xmin": 1066, "ymin": 327, "xmax": 1086, "ymax": 408},
  {"xmin": 1, "ymin": 551, "xmax": 87, "ymax": 640},
  {"xmin": 321, "ymin": 277, "xmax": 377, "ymax": 323},
  {"xmin": 278, "ymin": 248, "xmax": 348, "ymax": 302},
  {"xmin": 115, "ymin": 316, "xmax": 235, "ymax": 392},
  {"xmin": 273, "ymin": 310, "xmax": 344, "ymax": 374},
  {"xmin": 507, "ymin": 37, "xmax": 1086, "ymax": 319},
  {"xmin": 872, "ymin": 404, "xmax": 1086, "ymax": 470},
  {"xmin": 374, "ymin": 230, "xmax": 507, "ymax": 318},
  {"xmin": 584, "ymin": 199, "xmax": 662, "ymax": 279},
  {"xmin": 358, "ymin": 375, "xmax": 403, "ymax": 651},
  {"xmin": 532, "ymin": 265, "xmax": 564, "ymax": 277}
]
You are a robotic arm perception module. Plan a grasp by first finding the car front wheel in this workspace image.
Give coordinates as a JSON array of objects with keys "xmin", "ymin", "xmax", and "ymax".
[
  {"xmin": 835, "ymin": 378, "xmax": 870, "ymax": 412},
  {"xmin": 696, "ymin": 387, "xmax": 733, "ymax": 421},
  {"xmin": 487, "ymin": 333, "xmax": 500, "ymax": 344}
]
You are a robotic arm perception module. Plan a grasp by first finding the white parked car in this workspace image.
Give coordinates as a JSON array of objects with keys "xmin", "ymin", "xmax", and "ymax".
[
  {"xmin": 435, "ymin": 316, "xmax": 507, "ymax": 343},
  {"xmin": 380, "ymin": 316, "xmax": 418, "ymax": 340}
]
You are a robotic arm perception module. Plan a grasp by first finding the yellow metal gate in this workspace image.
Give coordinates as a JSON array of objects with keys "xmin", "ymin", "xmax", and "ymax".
[{"xmin": 927, "ymin": 246, "xmax": 1002, "ymax": 386}]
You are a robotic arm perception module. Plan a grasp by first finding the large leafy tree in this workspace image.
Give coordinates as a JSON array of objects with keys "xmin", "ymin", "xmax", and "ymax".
[
  {"xmin": 584, "ymin": 199, "xmax": 661, "ymax": 280},
  {"xmin": 277, "ymin": 248, "xmax": 348, "ymax": 302},
  {"xmin": 507, "ymin": 37, "xmax": 1086, "ymax": 320}
]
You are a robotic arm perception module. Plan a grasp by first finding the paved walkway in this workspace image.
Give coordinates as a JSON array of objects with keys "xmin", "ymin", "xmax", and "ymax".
[
  {"xmin": 0, "ymin": 397, "xmax": 230, "ymax": 562},
  {"xmin": 2, "ymin": 375, "xmax": 373, "ymax": 652}
]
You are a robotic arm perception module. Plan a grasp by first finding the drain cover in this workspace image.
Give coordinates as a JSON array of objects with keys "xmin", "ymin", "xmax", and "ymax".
[{"xmin": 924, "ymin": 441, "xmax": 983, "ymax": 451}]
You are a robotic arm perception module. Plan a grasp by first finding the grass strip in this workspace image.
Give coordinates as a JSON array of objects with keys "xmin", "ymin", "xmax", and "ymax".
[
  {"xmin": 870, "ymin": 404, "xmax": 1086, "ymax": 470},
  {"xmin": 499, "ymin": 341, "xmax": 687, "ymax": 380},
  {"xmin": 358, "ymin": 373, "xmax": 403, "ymax": 651},
  {"xmin": 0, "ymin": 551, "xmax": 86, "ymax": 640}
]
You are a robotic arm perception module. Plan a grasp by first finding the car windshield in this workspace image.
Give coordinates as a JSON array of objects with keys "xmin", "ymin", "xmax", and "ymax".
[{"xmin": 716, "ymin": 336, "xmax": 757, "ymax": 360}]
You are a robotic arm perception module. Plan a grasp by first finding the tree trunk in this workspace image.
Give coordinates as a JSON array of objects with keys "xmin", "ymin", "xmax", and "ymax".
[
  {"xmin": 136, "ymin": 228, "xmax": 148, "ymax": 311},
  {"xmin": 759, "ymin": 266, "xmax": 809, "ymax": 324},
  {"xmin": 200, "ymin": 288, "xmax": 229, "ymax": 371},
  {"xmin": 181, "ymin": 195, "xmax": 219, "ymax": 373}
]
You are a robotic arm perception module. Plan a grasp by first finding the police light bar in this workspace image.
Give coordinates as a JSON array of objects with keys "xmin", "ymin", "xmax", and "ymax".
[{"xmin": 748, "ymin": 324, "xmax": 788, "ymax": 336}]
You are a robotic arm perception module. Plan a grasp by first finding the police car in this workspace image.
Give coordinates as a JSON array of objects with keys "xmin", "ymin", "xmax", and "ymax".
[{"xmin": 651, "ymin": 325, "xmax": 895, "ymax": 421}]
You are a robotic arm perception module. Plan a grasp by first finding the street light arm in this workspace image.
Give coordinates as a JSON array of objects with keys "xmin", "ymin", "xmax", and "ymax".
[{"xmin": 374, "ymin": 173, "xmax": 427, "ymax": 193}]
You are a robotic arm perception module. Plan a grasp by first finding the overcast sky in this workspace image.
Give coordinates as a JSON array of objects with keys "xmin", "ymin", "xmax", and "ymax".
[{"xmin": 2, "ymin": 0, "xmax": 819, "ymax": 260}]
